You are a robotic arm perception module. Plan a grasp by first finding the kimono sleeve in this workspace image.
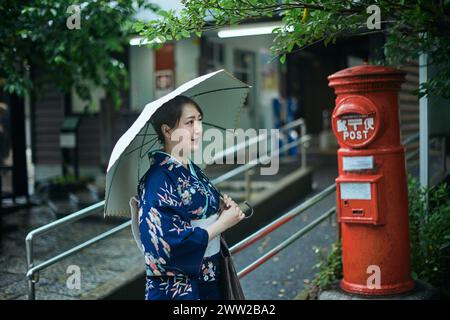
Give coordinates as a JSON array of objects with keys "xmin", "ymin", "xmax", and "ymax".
[{"xmin": 138, "ymin": 170, "xmax": 209, "ymax": 277}]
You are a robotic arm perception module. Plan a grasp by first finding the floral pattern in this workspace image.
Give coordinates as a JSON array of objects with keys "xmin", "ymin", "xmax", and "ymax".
[
  {"xmin": 201, "ymin": 258, "xmax": 217, "ymax": 282},
  {"xmin": 138, "ymin": 150, "xmax": 223, "ymax": 300}
]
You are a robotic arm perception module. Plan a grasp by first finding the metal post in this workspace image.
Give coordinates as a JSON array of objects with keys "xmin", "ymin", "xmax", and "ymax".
[
  {"xmin": 419, "ymin": 53, "xmax": 429, "ymax": 213},
  {"xmin": 419, "ymin": 53, "xmax": 429, "ymax": 190},
  {"xmin": 300, "ymin": 123, "xmax": 307, "ymax": 170},
  {"xmin": 245, "ymin": 169, "xmax": 254, "ymax": 201},
  {"xmin": 442, "ymin": 137, "xmax": 447, "ymax": 177},
  {"xmin": 25, "ymin": 234, "xmax": 35, "ymax": 300},
  {"xmin": 28, "ymin": 277, "xmax": 35, "ymax": 300}
]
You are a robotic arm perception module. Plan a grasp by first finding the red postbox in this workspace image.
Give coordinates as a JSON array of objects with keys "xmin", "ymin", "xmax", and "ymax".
[{"xmin": 328, "ymin": 65, "xmax": 415, "ymax": 295}]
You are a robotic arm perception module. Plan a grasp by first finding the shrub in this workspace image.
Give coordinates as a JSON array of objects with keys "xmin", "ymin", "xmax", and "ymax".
[{"xmin": 408, "ymin": 176, "xmax": 450, "ymax": 298}]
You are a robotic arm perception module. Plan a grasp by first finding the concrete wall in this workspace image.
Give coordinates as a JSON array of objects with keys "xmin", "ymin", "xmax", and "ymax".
[
  {"xmin": 129, "ymin": 45, "xmax": 155, "ymax": 111},
  {"xmin": 207, "ymin": 34, "xmax": 280, "ymax": 131},
  {"xmin": 175, "ymin": 38, "xmax": 201, "ymax": 86}
]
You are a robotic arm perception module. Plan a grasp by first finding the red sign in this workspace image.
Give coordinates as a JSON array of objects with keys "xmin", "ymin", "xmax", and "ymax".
[
  {"xmin": 332, "ymin": 96, "xmax": 379, "ymax": 148},
  {"xmin": 335, "ymin": 114, "xmax": 376, "ymax": 147}
]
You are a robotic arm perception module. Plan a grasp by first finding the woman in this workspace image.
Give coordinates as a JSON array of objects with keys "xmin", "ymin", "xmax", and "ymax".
[{"xmin": 137, "ymin": 95, "xmax": 245, "ymax": 300}]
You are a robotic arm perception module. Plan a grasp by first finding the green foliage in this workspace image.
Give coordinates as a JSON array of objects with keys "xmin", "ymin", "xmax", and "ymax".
[
  {"xmin": 311, "ymin": 241, "xmax": 343, "ymax": 289},
  {"xmin": 408, "ymin": 176, "xmax": 450, "ymax": 297},
  {"xmin": 50, "ymin": 174, "xmax": 94, "ymax": 186},
  {"xmin": 0, "ymin": 0, "xmax": 157, "ymax": 110},
  {"xmin": 138, "ymin": 0, "xmax": 450, "ymax": 99}
]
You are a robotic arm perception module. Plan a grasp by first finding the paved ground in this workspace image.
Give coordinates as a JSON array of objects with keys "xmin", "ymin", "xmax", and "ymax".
[
  {"xmin": 0, "ymin": 152, "xmax": 338, "ymax": 300},
  {"xmin": 0, "ymin": 207, "xmax": 142, "ymax": 300},
  {"xmin": 233, "ymin": 154, "xmax": 338, "ymax": 300}
]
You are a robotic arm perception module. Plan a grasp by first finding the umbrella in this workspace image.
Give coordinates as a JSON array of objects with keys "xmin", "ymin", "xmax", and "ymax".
[{"xmin": 104, "ymin": 69, "xmax": 251, "ymax": 217}]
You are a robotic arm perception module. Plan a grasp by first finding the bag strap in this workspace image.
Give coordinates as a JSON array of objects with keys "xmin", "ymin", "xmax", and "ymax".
[{"xmin": 129, "ymin": 196, "xmax": 144, "ymax": 254}]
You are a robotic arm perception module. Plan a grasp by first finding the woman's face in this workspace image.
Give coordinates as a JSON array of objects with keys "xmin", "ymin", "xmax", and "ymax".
[{"xmin": 169, "ymin": 103, "xmax": 203, "ymax": 153}]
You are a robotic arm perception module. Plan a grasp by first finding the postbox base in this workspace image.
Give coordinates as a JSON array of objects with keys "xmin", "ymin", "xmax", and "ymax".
[
  {"xmin": 318, "ymin": 280, "xmax": 438, "ymax": 300},
  {"xmin": 340, "ymin": 278, "xmax": 415, "ymax": 295}
]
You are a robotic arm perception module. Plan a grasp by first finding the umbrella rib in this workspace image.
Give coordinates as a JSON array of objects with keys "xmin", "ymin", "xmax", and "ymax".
[
  {"xmin": 140, "ymin": 138, "xmax": 160, "ymax": 159},
  {"xmin": 124, "ymin": 136, "xmax": 159, "ymax": 156},
  {"xmin": 188, "ymin": 86, "xmax": 249, "ymax": 98},
  {"xmin": 105, "ymin": 154, "xmax": 123, "ymax": 216},
  {"xmin": 106, "ymin": 130, "xmax": 158, "ymax": 216},
  {"xmin": 138, "ymin": 122, "xmax": 151, "ymax": 182}
]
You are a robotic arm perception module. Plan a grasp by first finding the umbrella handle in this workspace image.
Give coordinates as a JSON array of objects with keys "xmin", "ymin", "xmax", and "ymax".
[{"xmin": 219, "ymin": 195, "xmax": 254, "ymax": 219}]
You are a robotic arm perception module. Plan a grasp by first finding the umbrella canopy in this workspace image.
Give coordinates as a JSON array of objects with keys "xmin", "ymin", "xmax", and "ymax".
[{"xmin": 104, "ymin": 69, "xmax": 250, "ymax": 217}]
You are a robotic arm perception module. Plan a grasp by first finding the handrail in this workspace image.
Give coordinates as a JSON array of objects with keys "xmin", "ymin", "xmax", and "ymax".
[
  {"xmin": 25, "ymin": 201, "xmax": 105, "ymax": 268},
  {"xmin": 230, "ymin": 184, "xmax": 335, "ymax": 255},
  {"xmin": 25, "ymin": 118, "xmax": 309, "ymax": 299},
  {"xmin": 210, "ymin": 118, "xmax": 305, "ymax": 164},
  {"xmin": 405, "ymin": 135, "xmax": 440, "ymax": 162},
  {"xmin": 236, "ymin": 207, "xmax": 336, "ymax": 279},
  {"xmin": 232, "ymin": 133, "xmax": 420, "ymax": 279},
  {"xmin": 402, "ymin": 132, "xmax": 420, "ymax": 146},
  {"xmin": 212, "ymin": 135, "xmax": 311, "ymax": 184},
  {"xmin": 26, "ymin": 220, "xmax": 130, "ymax": 279}
]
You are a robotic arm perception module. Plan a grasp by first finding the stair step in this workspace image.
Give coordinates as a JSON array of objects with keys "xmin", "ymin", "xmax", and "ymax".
[
  {"xmin": 401, "ymin": 114, "xmax": 420, "ymax": 122},
  {"xmin": 405, "ymin": 73, "xmax": 420, "ymax": 83},
  {"xmin": 405, "ymin": 141, "xmax": 420, "ymax": 150},
  {"xmin": 398, "ymin": 90, "xmax": 419, "ymax": 107},
  {"xmin": 399, "ymin": 65, "xmax": 419, "ymax": 75},
  {"xmin": 401, "ymin": 82, "xmax": 419, "ymax": 92},
  {"xmin": 402, "ymin": 123, "xmax": 420, "ymax": 131}
]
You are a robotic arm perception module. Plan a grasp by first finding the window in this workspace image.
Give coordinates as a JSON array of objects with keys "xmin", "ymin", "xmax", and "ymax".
[
  {"xmin": 233, "ymin": 49, "xmax": 255, "ymax": 108},
  {"xmin": 203, "ymin": 41, "xmax": 225, "ymax": 73}
]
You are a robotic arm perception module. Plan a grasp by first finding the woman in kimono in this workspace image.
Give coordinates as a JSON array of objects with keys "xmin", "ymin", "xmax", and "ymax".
[{"xmin": 137, "ymin": 95, "xmax": 245, "ymax": 300}]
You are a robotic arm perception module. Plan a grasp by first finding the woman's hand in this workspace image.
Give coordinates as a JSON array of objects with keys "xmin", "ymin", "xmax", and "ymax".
[
  {"xmin": 204, "ymin": 196, "xmax": 245, "ymax": 241},
  {"xmin": 218, "ymin": 202, "xmax": 245, "ymax": 230},
  {"xmin": 222, "ymin": 193, "xmax": 238, "ymax": 209}
]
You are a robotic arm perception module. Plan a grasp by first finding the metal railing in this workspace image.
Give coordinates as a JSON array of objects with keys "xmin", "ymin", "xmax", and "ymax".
[
  {"xmin": 229, "ymin": 185, "xmax": 336, "ymax": 279},
  {"xmin": 229, "ymin": 132, "xmax": 428, "ymax": 279},
  {"xmin": 404, "ymin": 134, "xmax": 447, "ymax": 180},
  {"xmin": 236, "ymin": 208, "xmax": 336, "ymax": 279},
  {"xmin": 25, "ymin": 118, "xmax": 309, "ymax": 300},
  {"xmin": 230, "ymin": 184, "xmax": 335, "ymax": 256}
]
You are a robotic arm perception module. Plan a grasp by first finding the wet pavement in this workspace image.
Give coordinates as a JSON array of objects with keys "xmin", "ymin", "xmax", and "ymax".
[{"xmin": 0, "ymin": 205, "xmax": 142, "ymax": 300}]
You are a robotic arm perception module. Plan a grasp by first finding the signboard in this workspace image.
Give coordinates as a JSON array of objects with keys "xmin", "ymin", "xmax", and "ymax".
[
  {"xmin": 155, "ymin": 69, "xmax": 174, "ymax": 99},
  {"xmin": 340, "ymin": 182, "xmax": 372, "ymax": 200},
  {"xmin": 335, "ymin": 114, "xmax": 376, "ymax": 147},
  {"xmin": 60, "ymin": 133, "xmax": 76, "ymax": 148},
  {"xmin": 343, "ymin": 156, "xmax": 374, "ymax": 171},
  {"xmin": 331, "ymin": 96, "xmax": 380, "ymax": 148}
]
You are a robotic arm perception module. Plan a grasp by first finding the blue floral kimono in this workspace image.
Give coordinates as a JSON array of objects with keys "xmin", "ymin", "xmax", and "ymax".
[{"xmin": 137, "ymin": 150, "xmax": 223, "ymax": 300}]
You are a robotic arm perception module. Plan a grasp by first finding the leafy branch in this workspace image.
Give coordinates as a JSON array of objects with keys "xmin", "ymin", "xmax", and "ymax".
[{"xmin": 136, "ymin": 0, "xmax": 450, "ymax": 99}]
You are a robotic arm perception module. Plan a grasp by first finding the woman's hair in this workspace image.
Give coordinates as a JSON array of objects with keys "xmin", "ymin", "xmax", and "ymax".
[{"xmin": 149, "ymin": 95, "xmax": 203, "ymax": 145}]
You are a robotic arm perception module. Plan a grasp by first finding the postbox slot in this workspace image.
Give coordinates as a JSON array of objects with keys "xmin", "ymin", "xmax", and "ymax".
[{"xmin": 336, "ymin": 175, "xmax": 383, "ymax": 225}]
